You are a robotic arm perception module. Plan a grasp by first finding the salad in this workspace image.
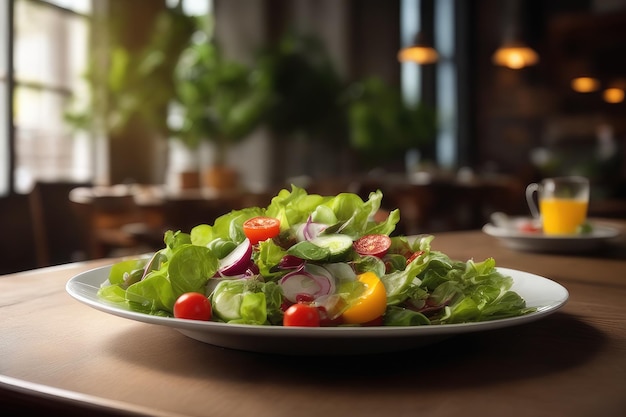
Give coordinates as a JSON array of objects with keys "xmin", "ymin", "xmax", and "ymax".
[{"xmin": 98, "ymin": 185, "xmax": 534, "ymax": 327}]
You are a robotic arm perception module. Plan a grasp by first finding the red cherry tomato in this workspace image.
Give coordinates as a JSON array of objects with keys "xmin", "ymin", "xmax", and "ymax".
[
  {"xmin": 173, "ymin": 292, "xmax": 212, "ymax": 321},
  {"xmin": 242, "ymin": 216, "xmax": 281, "ymax": 244},
  {"xmin": 353, "ymin": 234, "xmax": 392, "ymax": 258},
  {"xmin": 283, "ymin": 303, "xmax": 321, "ymax": 327}
]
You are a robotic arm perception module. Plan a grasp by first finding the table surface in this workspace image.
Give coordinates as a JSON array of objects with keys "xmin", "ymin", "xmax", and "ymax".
[{"xmin": 2, "ymin": 219, "xmax": 626, "ymax": 417}]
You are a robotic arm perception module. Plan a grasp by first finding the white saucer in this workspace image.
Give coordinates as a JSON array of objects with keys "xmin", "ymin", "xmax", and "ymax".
[
  {"xmin": 483, "ymin": 219, "xmax": 620, "ymax": 253},
  {"xmin": 482, "ymin": 222, "xmax": 621, "ymax": 253}
]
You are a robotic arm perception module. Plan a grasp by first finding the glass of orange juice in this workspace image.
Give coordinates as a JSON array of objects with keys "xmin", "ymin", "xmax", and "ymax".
[{"xmin": 525, "ymin": 176, "xmax": 590, "ymax": 235}]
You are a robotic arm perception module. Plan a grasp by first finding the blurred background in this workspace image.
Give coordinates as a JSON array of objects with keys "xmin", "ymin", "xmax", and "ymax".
[{"xmin": 1, "ymin": 0, "xmax": 625, "ymax": 274}]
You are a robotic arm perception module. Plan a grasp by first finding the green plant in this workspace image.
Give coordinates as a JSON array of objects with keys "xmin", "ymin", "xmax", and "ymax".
[
  {"xmin": 255, "ymin": 31, "xmax": 347, "ymax": 142},
  {"xmin": 174, "ymin": 32, "xmax": 272, "ymax": 165},
  {"xmin": 65, "ymin": 3, "xmax": 196, "ymax": 138},
  {"xmin": 346, "ymin": 77, "xmax": 437, "ymax": 167}
]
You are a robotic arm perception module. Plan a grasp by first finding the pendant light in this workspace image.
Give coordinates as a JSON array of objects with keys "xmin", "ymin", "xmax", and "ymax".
[
  {"xmin": 398, "ymin": 32, "xmax": 438, "ymax": 65},
  {"xmin": 603, "ymin": 80, "xmax": 626, "ymax": 103},
  {"xmin": 492, "ymin": 41, "xmax": 539, "ymax": 69},
  {"xmin": 492, "ymin": 0, "xmax": 539, "ymax": 69},
  {"xmin": 571, "ymin": 76, "xmax": 600, "ymax": 93},
  {"xmin": 568, "ymin": 60, "xmax": 600, "ymax": 93}
]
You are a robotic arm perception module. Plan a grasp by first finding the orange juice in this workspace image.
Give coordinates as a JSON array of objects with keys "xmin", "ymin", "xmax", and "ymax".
[{"xmin": 539, "ymin": 198, "xmax": 588, "ymax": 235}]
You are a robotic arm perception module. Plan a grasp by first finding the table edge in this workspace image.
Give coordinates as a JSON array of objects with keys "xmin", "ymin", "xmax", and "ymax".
[{"xmin": 0, "ymin": 375, "xmax": 182, "ymax": 417}]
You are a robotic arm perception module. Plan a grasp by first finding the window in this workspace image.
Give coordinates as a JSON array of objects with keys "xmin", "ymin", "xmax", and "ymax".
[
  {"xmin": 10, "ymin": 0, "xmax": 93, "ymax": 194},
  {"xmin": 0, "ymin": 1, "xmax": 11, "ymax": 196},
  {"xmin": 400, "ymin": 0, "xmax": 458, "ymax": 169},
  {"xmin": 1, "ymin": 0, "xmax": 213, "ymax": 196}
]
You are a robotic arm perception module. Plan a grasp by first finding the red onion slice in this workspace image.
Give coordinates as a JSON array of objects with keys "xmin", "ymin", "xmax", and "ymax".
[
  {"xmin": 279, "ymin": 255, "xmax": 305, "ymax": 270},
  {"xmin": 295, "ymin": 216, "xmax": 329, "ymax": 242},
  {"xmin": 279, "ymin": 264, "xmax": 336, "ymax": 303},
  {"xmin": 218, "ymin": 238, "xmax": 252, "ymax": 276},
  {"xmin": 304, "ymin": 222, "xmax": 328, "ymax": 241}
]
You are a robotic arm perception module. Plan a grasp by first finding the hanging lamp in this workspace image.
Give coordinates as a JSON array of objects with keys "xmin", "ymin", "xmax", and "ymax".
[
  {"xmin": 398, "ymin": 32, "xmax": 438, "ymax": 65},
  {"xmin": 603, "ymin": 80, "xmax": 626, "ymax": 103},
  {"xmin": 571, "ymin": 76, "xmax": 600, "ymax": 93},
  {"xmin": 492, "ymin": 41, "xmax": 539, "ymax": 69},
  {"xmin": 492, "ymin": 0, "xmax": 538, "ymax": 69}
]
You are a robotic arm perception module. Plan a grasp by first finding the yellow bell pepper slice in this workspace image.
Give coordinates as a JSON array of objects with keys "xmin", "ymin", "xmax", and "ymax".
[{"xmin": 341, "ymin": 271, "xmax": 387, "ymax": 324}]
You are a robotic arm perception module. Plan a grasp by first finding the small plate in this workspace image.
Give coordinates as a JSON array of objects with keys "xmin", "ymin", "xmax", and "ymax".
[
  {"xmin": 483, "ymin": 222, "xmax": 621, "ymax": 253},
  {"xmin": 66, "ymin": 265, "xmax": 568, "ymax": 355}
]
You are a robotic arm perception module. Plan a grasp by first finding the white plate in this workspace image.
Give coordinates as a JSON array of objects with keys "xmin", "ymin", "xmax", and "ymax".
[
  {"xmin": 483, "ymin": 222, "xmax": 621, "ymax": 253},
  {"xmin": 66, "ymin": 265, "xmax": 568, "ymax": 355}
]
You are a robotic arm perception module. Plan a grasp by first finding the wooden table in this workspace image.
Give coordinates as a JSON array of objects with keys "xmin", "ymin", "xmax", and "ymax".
[{"xmin": 2, "ymin": 220, "xmax": 626, "ymax": 417}]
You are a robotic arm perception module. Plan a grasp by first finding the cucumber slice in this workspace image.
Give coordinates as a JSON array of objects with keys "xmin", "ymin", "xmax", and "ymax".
[{"xmin": 310, "ymin": 234, "xmax": 354, "ymax": 261}]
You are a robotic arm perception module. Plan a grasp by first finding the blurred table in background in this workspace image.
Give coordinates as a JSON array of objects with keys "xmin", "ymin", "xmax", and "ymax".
[
  {"xmin": 68, "ymin": 184, "xmax": 276, "ymax": 259},
  {"xmin": 69, "ymin": 185, "xmax": 161, "ymax": 259},
  {"xmin": 354, "ymin": 172, "xmax": 525, "ymax": 235}
]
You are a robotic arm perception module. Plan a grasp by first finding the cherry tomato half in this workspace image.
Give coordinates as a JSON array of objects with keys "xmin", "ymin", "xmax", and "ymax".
[
  {"xmin": 173, "ymin": 292, "xmax": 212, "ymax": 321},
  {"xmin": 242, "ymin": 216, "xmax": 281, "ymax": 244},
  {"xmin": 353, "ymin": 234, "xmax": 392, "ymax": 258},
  {"xmin": 283, "ymin": 303, "xmax": 321, "ymax": 327}
]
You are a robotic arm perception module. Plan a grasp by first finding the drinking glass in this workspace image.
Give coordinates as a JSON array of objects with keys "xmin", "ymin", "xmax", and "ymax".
[{"xmin": 525, "ymin": 176, "xmax": 590, "ymax": 235}]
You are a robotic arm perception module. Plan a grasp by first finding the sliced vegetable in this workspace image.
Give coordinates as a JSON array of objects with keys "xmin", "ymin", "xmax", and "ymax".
[
  {"xmin": 278, "ymin": 255, "xmax": 305, "ymax": 269},
  {"xmin": 309, "ymin": 233, "xmax": 354, "ymax": 261},
  {"xmin": 279, "ymin": 264, "xmax": 336, "ymax": 303},
  {"xmin": 296, "ymin": 218, "xmax": 329, "ymax": 242},
  {"xmin": 218, "ymin": 238, "xmax": 252, "ymax": 276},
  {"xmin": 353, "ymin": 234, "xmax": 392, "ymax": 258},
  {"xmin": 242, "ymin": 216, "xmax": 281, "ymax": 244},
  {"xmin": 341, "ymin": 271, "xmax": 387, "ymax": 324},
  {"xmin": 286, "ymin": 240, "xmax": 332, "ymax": 261}
]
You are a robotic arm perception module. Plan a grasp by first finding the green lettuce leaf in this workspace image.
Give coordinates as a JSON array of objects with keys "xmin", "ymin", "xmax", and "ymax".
[{"xmin": 167, "ymin": 244, "xmax": 219, "ymax": 297}]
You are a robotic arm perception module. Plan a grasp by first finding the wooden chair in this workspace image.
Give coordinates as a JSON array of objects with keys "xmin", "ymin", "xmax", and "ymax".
[{"xmin": 29, "ymin": 181, "xmax": 92, "ymax": 267}]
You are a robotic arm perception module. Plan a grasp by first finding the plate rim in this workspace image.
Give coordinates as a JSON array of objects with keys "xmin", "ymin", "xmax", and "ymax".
[
  {"xmin": 66, "ymin": 264, "xmax": 569, "ymax": 340},
  {"xmin": 482, "ymin": 222, "xmax": 621, "ymax": 241}
]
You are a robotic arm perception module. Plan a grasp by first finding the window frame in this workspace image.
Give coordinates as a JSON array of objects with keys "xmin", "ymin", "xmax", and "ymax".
[
  {"xmin": 1, "ymin": 0, "xmax": 94, "ymax": 197},
  {"xmin": 0, "ymin": 0, "xmax": 15, "ymax": 197}
]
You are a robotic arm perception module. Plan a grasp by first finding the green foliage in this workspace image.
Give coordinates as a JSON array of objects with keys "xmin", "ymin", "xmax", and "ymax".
[
  {"xmin": 174, "ymin": 34, "xmax": 273, "ymax": 161},
  {"xmin": 255, "ymin": 31, "xmax": 347, "ymax": 142},
  {"xmin": 65, "ymin": 6, "xmax": 435, "ymax": 171},
  {"xmin": 65, "ymin": 3, "xmax": 196, "ymax": 137},
  {"xmin": 346, "ymin": 77, "xmax": 437, "ymax": 165}
]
